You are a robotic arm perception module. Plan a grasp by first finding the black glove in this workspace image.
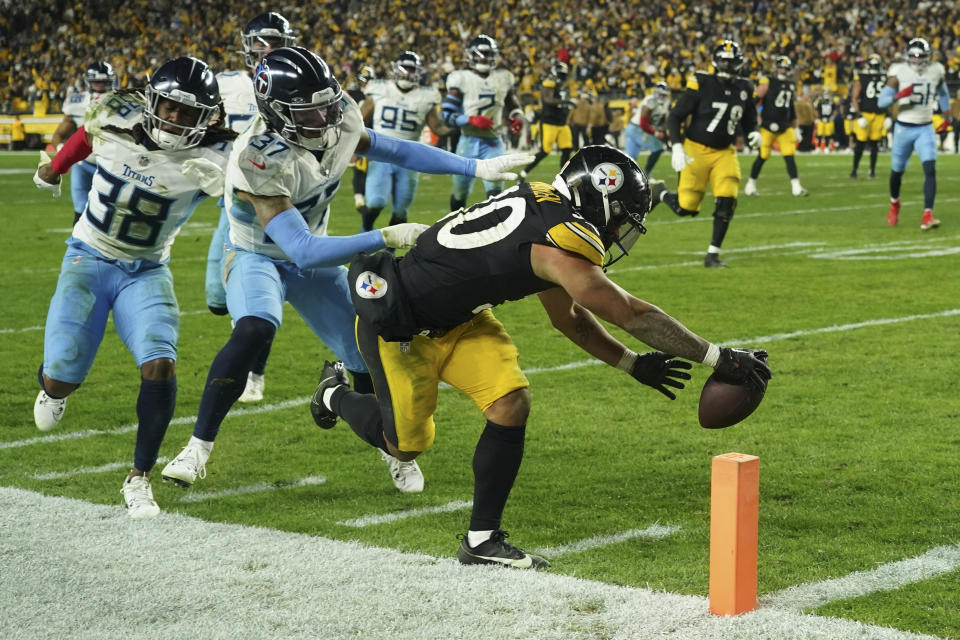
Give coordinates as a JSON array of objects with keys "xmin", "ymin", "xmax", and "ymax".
[
  {"xmin": 714, "ymin": 348, "xmax": 771, "ymax": 389},
  {"xmin": 630, "ymin": 352, "xmax": 693, "ymax": 400}
]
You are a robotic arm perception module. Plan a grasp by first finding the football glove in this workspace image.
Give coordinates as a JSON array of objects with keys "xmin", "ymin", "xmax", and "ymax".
[
  {"xmin": 896, "ymin": 85, "xmax": 914, "ymax": 100},
  {"xmin": 466, "ymin": 114, "xmax": 494, "ymax": 130},
  {"xmin": 857, "ymin": 116, "xmax": 868, "ymax": 129},
  {"xmin": 508, "ymin": 115, "xmax": 525, "ymax": 135},
  {"xmin": 793, "ymin": 127, "xmax": 803, "ymax": 143},
  {"xmin": 936, "ymin": 118, "xmax": 951, "ymax": 134},
  {"xmin": 714, "ymin": 348, "xmax": 772, "ymax": 389},
  {"xmin": 671, "ymin": 144, "xmax": 691, "ymax": 171},
  {"xmin": 629, "ymin": 352, "xmax": 693, "ymax": 400},
  {"xmin": 380, "ymin": 222, "xmax": 429, "ymax": 250},
  {"xmin": 746, "ymin": 130, "xmax": 763, "ymax": 149},
  {"xmin": 475, "ymin": 153, "xmax": 535, "ymax": 181},
  {"xmin": 180, "ymin": 157, "xmax": 225, "ymax": 198},
  {"xmin": 33, "ymin": 149, "xmax": 61, "ymax": 198}
]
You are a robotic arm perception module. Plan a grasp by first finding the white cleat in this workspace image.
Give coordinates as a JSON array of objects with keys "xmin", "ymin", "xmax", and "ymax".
[
  {"xmin": 34, "ymin": 391, "xmax": 66, "ymax": 431},
  {"xmin": 238, "ymin": 372, "xmax": 264, "ymax": 403},
  {"xmin": 792, "ymin": 185, "xmax": 809, "ymax": 197},
  {"xmin": 121, "ymin": 474, "xmax": 160, "ymax": 519},
  {"xmin": 161, "ymin": 441, "xmax": 210, "ymax": 488},
  {"xmin": 743, "ymin": 181, "xmax": 759, "ymax": 196},
  {"xmin": 381, "ymin": 450, "xmax": 424, "ymax": 493}
]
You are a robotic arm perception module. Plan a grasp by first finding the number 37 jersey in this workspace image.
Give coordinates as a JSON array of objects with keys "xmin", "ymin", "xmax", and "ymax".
[{"xmin": 398, "ymin": 181, "xmax": 604, "ymax": 329}]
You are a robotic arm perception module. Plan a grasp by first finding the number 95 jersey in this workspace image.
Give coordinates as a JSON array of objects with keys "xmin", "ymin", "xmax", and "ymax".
[
  {"xmin": 365, "ymin": 79, "xmax": 441, "ymax": 141},
  {"xmin": 398, "ymin": 181, "xmax": 604, "ymax": 329}
]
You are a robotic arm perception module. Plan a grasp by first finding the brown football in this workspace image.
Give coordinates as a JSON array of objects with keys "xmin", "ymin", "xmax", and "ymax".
[{"xmin": 698, "ymin": 374, "xmax": 766, "ymax": 429}]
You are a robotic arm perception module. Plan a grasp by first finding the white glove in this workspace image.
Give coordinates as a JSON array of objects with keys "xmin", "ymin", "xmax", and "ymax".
[
  {"xmin": 670, "ymin": 144, "xmax": 691, "ymax": 172},
  {"xmin": 857, "ymin": 116, "xmax": 868, "ymax": 129},
  {"xmin": 380, "ymin": 222, "xmax": 429, "ymax": 250},
  {"xmin": 33, "ymin": 149, "xmax": 61, "ymax": 198},
  {"xmin": 793, "ymin": 127, "xmax": 803, "ymax": 143},
  {"xmin": 475, "ymin": 153, "xmax": 535, "ymax": 181},
  {"xmin": 746, "ymin": 131, "xmax": 763, "ymax": 149},
  {"xmin": 180, "ymin": 157, "xmax": 225, "ymax": 197}
]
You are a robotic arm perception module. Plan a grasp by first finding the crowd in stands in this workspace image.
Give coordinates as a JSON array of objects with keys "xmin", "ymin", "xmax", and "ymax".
[{"xmin": 2, "ymin": 0, "xmax": 960, "ymax": 115}]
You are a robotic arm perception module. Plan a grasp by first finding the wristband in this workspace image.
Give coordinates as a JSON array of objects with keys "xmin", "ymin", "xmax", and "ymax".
[
  {"xmin": 616, "ymin": 350, "xmax": 638, "ymax": 372},
  {"xmin": 702, "ymin": 343, "xmax": 721, "ymax": 368}
]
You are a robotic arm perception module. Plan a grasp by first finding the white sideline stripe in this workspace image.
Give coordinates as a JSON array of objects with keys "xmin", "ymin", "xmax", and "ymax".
[
  {"xmin": 764, "ymin": 542, "xmax": 960, "ymax": 612},
  {"xmin": 0, "ymin": 487, "xmax": 942, "ymax": 640},
  {"xmin": 4, "ymin": 308, "xmax": 960, "ymax": 451},
  {"xmin": 535, "ymin": 524, "xmax": 682, "ymax": 558},
  {"xmin": 336, "ymin": 499, "xmax": 473, "ymax": 527},
  {"xmin": 178, "ymin": 475, "xmax": 326, "ymax": 503},
  {"xmin": 30, "ymin": 457, "xmax": 170, "ymax": 480}
]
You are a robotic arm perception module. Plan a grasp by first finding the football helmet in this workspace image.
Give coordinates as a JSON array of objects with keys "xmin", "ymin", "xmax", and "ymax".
[
  {"xmin": 84, "ymin": 61, "xmax": 117, "ymax": 94},
  {"xmin": 241, "ymin": 12, "xmax": 297, "ymax": 69},
  {"xmin": 466, "ymin": 35, "xmax": 499, "ymax": 73},
  {"xmin": 254, "ymin": 47, "xmax": 344, "ymax": 151},
  {"xmin": 713, "ymin": 40, "xmax": 744, "ymax": 79},
  {"xmin": 550, "ymin": 60, "xmax": 569, "ymax": 83},
  {"xmin": 865, "ymin": 53, "xmax": 883, "ymax": 73},
  {"xmin": 393, "ymin": 51, "xmax": 423, "ymax": 90},
  {"xmin": 144, "ymin": 57, "xmax": 221, "ymax": 151},
  {"xmin": 905, "ymin": 38, "xmax": 931, "ymax": 71},
  {"xmin": 653, "ymin": 81, "xmax": 670, "ymax": 99},
  {"xmin": 554, "ymin": 145, "xmax": 650, "ymax": 268},
  {"xmin": 774, "ymin": 55, "xmax": 793, "ymax": 81}
]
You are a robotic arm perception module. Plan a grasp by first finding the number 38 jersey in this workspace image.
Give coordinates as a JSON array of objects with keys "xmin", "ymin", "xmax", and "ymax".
[
  {"xmin": 672, "ymin": 72, "xmax": 757, "ymax": 149},
  {"xmin": 71, "ymin": 92, "xmax": 231, "ymax": 263},
  {"xmin": 365, "ymin": 79, "xmax": 441, "ymax": 141},
  {"xmin": 398, "ymin": 181, "xmax": 604, "ymax": 329}
]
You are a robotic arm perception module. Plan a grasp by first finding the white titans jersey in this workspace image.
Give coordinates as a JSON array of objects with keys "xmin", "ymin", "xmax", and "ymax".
[
  {"xmin": 217, "ymin": 70, "xmax": 259, "ymax": 133},
  {"xmin": 887, "ymin": 61, "xmax": 946, "ymax": 125},
  {"xmin": 72, "ymin": 92, "xmax": 231, "ymax": 263},
  {"xmin": 365, "ymin": 79, "xmax": 441, "ymax": 141},
  {"xmin": 224, "ymin": 94, "xmax": 364, "ymax": 260},
  {"xmin": 446, "ymin": 67, "xmax": 515, "ymax": 138},
  {"xmin": 63, "ymin": 90, "xmax": 97, "ymax": 126},
  {"xmin": 633, "ymin": 93, "xmax": 669, "ymax": 129}
]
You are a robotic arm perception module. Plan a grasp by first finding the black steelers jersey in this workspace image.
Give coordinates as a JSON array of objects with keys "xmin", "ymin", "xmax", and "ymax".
[
  {"xmin": 398, "ymin": 181, "xmax": 604, "ymax": 329},
  {"xmin": 854, "ymin": 71, "xmax": 886, "ymax": 113},
  {"xmin": 539, "ymin": 79, "xmax": 570, "ymax": 126},
  {"xmin": 758, "ymin": 76, "xmax": 796, "ymax": 131},
  {"xmin": 669, "ymin": 72, "xmax": 757, "ymax": 149}
]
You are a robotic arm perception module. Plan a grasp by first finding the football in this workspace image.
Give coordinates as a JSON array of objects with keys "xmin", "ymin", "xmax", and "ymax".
[{"xmin": 698, "ymin": 374, "xmax": 767, "ymax": 429}]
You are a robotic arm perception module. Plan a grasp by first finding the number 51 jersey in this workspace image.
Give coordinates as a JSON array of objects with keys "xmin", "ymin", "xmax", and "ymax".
[{"xmin": 398, "ymin": 181, "xmax": 605, "ymax": 329}]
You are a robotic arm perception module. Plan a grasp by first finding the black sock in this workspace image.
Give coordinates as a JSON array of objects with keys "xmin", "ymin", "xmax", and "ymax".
[
  {"xmin": 784, "ymin": 155, "xmax": 798, "ymax": 180},
  {"xmin": 469, "ymin": 420, "xmax": 526, "ymax": 532},
  {"xmin": 348, "ymin": 370, "xmax": 374, "ymax": 395},
  {"xmin": 524, "ymin": 151, "xmax": 548, "ymax": 174},
  {"xmin": 868, "ymin": 142, "xmax": 879, "ymax": 174},
  {"xmin": 387, "ymin": 214, "xmax": 406, "ymax": 226},
  {"xmin": 750, "ymin": 156, "xmax": 765, "ymax": 180},
  {"xmin": 644, "ymin": 150, "xmax": 662, "ymax": 174},
  {"xmin": 922, "ymin": 160, "xmax": 936, "ymax": 210},
  {"xmin": 450, "ymin": 196, "xmax": 466, "ymax": 211},
  {"xmin": 662, "ymin": 191, "xmax": 682, "ymax": 215},
  {"xmin": 331, "ymin": 387, "xmax": 386, "ymax": 450},
  {"xmin": 890, "ymin": 171, "xmax": 903, "ymax": 201},
  {"xmin": 711, "ymin": 216, "xmax": 730, "ymax": 247},
  {"xmin": 362, "ymin": 207, "xmax": 383, "ymax": 232},
  {"xmin": 134, "ymin": 376, "xmax": 177, "ymax": 471},
  {"xmin": 250, "ymin": 335, "xmax": 273, "ymax": 377},
  {"xmin": 852, "ymin": 141, "xmax": 864, "ymax": 172}
]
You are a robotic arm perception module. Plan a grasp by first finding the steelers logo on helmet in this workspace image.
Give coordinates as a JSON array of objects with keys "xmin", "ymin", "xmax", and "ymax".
[
  {"xmin": 355, "ymin": 271, "xmax": 388, "ymax": 299},
  {"xmin": 591, "ymin": 162, "xmax": 624, "ymax": 197}
]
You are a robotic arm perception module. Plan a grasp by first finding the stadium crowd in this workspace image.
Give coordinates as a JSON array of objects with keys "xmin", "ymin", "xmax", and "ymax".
[{"xmin": 3, "ymin": 0, "xmax": 960, "ymax": 115}]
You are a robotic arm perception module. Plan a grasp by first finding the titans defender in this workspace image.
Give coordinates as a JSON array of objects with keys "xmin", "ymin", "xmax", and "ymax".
[
  {"xmin": 625, "ymin": 82, "xmax": 671, "ymax": 176},
  {"xmin": 518, "ymin": 60, "xmax": 573, "ymax": 181},
  {"xmin": 653, "ymin": 40, "xmax": 760, "ymax": 268},
  {"xmin": 849, "ymin": 54, "xmax": 888, "ymax": 179},
  {"xmin": 744, "ymin": 56, "xmax": 808, "ymax": 197},
  {"xmin": 877, "ymin": 38, "xmax": 950, "ymax": 230}
]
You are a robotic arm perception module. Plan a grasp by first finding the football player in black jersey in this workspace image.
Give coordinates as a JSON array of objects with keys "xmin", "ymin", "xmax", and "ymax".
[
  {"xmin": 849, "ymin": 54, "xmax": 886, "ymax": 179},
  {"xmin": 308, "ymin": 146, "xmax": 771, "ymax": 569},
  {"xmin": 744, "ymin": 56, "xmax": 808, "ymax": 198},
  {"xmin": 651, "ymin": 40, "xmax": 761, "ymax": 268},
  {"xmin": 518, "ymin": 61, "xmax": 574, "ymax": 181}
]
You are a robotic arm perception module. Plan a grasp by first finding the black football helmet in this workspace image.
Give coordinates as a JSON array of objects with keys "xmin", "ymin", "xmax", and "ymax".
[
  {"xmin": 550, "ymin": 60, "xmax": 569, "ymax": 82},
  {"xmin": 713, "ymin": 40, "xmax": 744, "ymax": 79},
  {"xmin": 774, "ymin": 55, "xmax": 793, "ymax": 80},
  {"xmin": 144, "ymin": 57, "xmax": 221, "ymax": 151},
  {"xmin": 866, "ymin": 53, "xmax": 883, "ymax": 73},
  {"xmin": 905, "ymin": 38, "xmax": 931, "ymax": 72},
  {"xmin": 254, "ymin": 47, "xmax": 344, "ymax": 151},
  {"xmin": 241, "ymin": 12, "xmax": 297, "ymax": 69},
  {"xmin": 85, "ymin": 61, "xmax": 117, "ymax": 94},
  {"xmin": 653, "ymin": 81, "xmax": 670, "ymax": 99},
  {"xmin": 555, "ymin": 145, "xmax": 651, "ymax": 268},
  {"xmin": 393, "ymin": 51, "xmax": 423, "ymax": 90},
  {"xmin": 466, "ymin": 34, "xmax": 499, "ymax": 73}
]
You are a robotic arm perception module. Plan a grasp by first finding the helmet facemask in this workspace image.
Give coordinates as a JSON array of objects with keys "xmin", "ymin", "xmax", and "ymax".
[
  {"xmin": 267, "ymin": 89, "xmax": 344, "ymax": 151},
  {"xmin": 144, "ymin": 87, "xmax": 218, "ymax": 151},
  {"xmin": 468, "ymin": 38, "xmax": 498, "ymax": 73},
  {"xmin": 393, "ymin": 55, "xmax": 423, "ymax": 90}
]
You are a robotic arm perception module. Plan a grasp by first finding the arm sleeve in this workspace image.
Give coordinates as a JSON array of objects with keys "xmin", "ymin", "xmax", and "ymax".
[
  {"xmin": 639, "ymin": 112, "xmax": 656, "ymax": 135},
  {"xmin": 264, "ymin": 208, "xmax": 386, "ymax": 270},
  {"xmin": 441, "ymin": 92, "xmax": 468, "ymax": 127},
  {"xmin": 877, "ymin": 86, "xmax": 896, "ymax": 110},
  {"xmin": 362, "ymin": 129, "xmax": 477, "ymax": 175},
  {"xmin": 938, "ymin": 83, "xmax": 950, "ymax": 114},
  {"xmin": 668, "ymin": 92, "xmax": 697, "ymax": 143},
  {"xmin": 50, "ymin": 126, "xmax": 93, "ymax": 174}
]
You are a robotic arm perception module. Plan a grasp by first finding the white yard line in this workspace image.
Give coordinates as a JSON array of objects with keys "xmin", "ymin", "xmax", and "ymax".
[
  {"xmin": 30, "ymin": 457, "xmax": 170, "ymax": 480},
  {"xmin": 534, "ymin": 524, "xmax": 682, "ymax": 558},
  {"xmin": 178, "ymin": 475, "xmax": 326, "ymax": 503},
  {"xmin": 336, "ymin": 499, "xmax": 473, "ymax": 527}
]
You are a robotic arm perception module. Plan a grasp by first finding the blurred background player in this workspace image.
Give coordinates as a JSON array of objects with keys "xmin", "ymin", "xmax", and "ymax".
[
  {"xmin": 744, "ymin": 56, "xmax": 808, "ymax": 197},
  {"xmin": 50, "ymin": 61, "xmax": 117, "ymax": 223},
  {"xmin": 814, "ymin": 89, "xmax": 837, "ymax": 153},
  {"xmin": 443, "ymin": 34, "xmax": 526, "ymax": 210},
  {"xmin": 348, "ymin": 64, "xmax": 375, "ymax": 220},
  {"xmin": 625, "ymin": 81, "xmax": 670, "ymax": 177},
  {"xmin": 652, "ymin": 40, "xmax": 760, "ymax": 268},
  {"xmin": 204, "ymin": 11, "xmax": 297, "ymax": 403},
  {"xmin": 849, "ymin": 54, "xmax": 887, "ymax": 179},
  {"xmin": 877, "ymin": 37, "xmax": 950, "ymax": 230},
  {"xmin": 518, "ymin": 60, "xmax": 573, "ymax": 181},
  {"xmin": 360, "ymin": 51, "xmax": 449, "ymax": 232}
]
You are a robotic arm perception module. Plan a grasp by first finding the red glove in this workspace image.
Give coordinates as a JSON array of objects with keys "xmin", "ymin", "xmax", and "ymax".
[
  {"xmin": 896, "ymin": 85, "xmax": 914, "ymax": 100},
  {"xmin": 508, "ymin": 116, "xmax": 524, "ymax": 135},
  {"xmin": 467, "ymin": 114, "xmax": 494, "ymax": 130},
  {"xmin": 936, "ymin": 118, "xmax": 950, "ymax": 134}
]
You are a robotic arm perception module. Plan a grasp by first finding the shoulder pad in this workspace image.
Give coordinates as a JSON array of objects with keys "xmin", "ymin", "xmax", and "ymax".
[
  {"xmin": 545, "ymin": 219, "xmax": 604, "ymax": 266},
  {"xmin": 542, "ymin": 79, "xmax": 557, "ymax": 89},
  {"xmin": 84, "ymin": 92, "xmax": 144, "ymax": 136},
  {"xmin": 687, "ymin": 74, "xmax": 702, "ymax": 91}
]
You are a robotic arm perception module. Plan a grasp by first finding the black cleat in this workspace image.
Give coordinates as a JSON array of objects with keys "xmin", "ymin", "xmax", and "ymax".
[
  {"xmin": 849, "ymin": 171, "xmax": 858, "ymax": 179},
  {"xmin": 868, "ymin": 171, "xmax": 877, "ymax": 179},
  {"xmin": 649, "ymin": 179, "xmax": 667, "ymax": 208},
  {"xmin": 457, "ymin": 530, "xmax": 550, "ymax": 569},
  {"xmin": 704, "ymin": 253, "xmax": 729, "ymax": 268},
  {"xmin": 310, "ymin": 360, "xmax": 349, "ymax": 429}
]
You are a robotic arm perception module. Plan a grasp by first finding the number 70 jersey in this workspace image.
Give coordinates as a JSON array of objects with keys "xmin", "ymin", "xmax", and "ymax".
[{"xmin": 365, "ymin": 79, "xmax": 441, "ymax": 141}]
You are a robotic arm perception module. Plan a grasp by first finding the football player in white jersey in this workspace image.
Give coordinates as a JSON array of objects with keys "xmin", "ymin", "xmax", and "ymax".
[
  {"xmin": 877, "ymin": 38, "xmax": 950, "ymax": 230},
  {"xmin": 161, "ymin": 47, "xmax": 531, "ymax": 491},
  {"xmin": 360, "ymin": 51, "xmax": 449, "ymax": 233},
  {"xmin": 50, "ymin": 61, "xmax": 117, "ymax": 223},
  {"xmin": 205, "ymin": 11, "xmax": 298, "ymax": 403},
  {"xmin": 442, "ymin": 34, "xmax": 526, "ymax": 211},
  {"xmin": 32, "ymin": 57, "xmax": 235, "ymax": 519},
  {"xmin": 625, "ymin": 81, "xmax": 671, "ymax": 177}
]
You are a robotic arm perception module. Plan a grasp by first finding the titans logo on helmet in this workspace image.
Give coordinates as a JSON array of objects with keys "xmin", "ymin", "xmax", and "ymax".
[{"xmin": 254, "ymin": 68, "xmax": 271, "ymax": 97}]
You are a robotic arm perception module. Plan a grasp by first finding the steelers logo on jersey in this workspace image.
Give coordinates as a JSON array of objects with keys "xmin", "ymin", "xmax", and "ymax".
[
  {"xmin": 355, "ymin": 271, "xmax": 388, "ymax": 299},
  {"xmin": 592, "ymin": 162, "xmax": 624, "ymax": 195}
]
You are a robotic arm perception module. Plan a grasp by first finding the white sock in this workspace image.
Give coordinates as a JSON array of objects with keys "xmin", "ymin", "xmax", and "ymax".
[
  {"xmin": 188, "ymin": 435, "xmax": 214, "ymax": 454},
  {"xmin": 322, "ymin": 386, "xmax": 341, "ymax": 411},
  {"xmin": 707, "ymin": 245, "xmax": 721, "ymax": 254},
  {"xmin": 467, "ymin": 530, "xmax": 495, "ymax": 548},
  {"xmin": 791, "ymin": 178, "xmax": 801, "ymax": 188},
  {"xmin": 747, "ymin": 178, "xmax": 756, "ymax": 188}
]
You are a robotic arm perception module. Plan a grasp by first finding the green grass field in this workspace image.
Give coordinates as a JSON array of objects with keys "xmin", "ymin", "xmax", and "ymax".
[{"xmin": 1, "ymin": 149, "xmax": 959, "ymax": 638}]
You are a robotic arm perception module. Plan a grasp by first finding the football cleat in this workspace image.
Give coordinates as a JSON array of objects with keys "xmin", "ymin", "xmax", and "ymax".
[
  {"xmin": 743, "ymin": 181, "xmax": 758, "ymax": 196},
  {"xmin": 381, "ymin": 450, "xmax": 424, "ymax": 493},
  {"xmin": 310, "ymin": 360, "xmax": 349, "ymax": 429},
  {"xmin": 920, "ymin": 209, "xmax": 941, "ymax": 231},
  {"xmin": 34, "ymin": 391, "xmax": 66, "ymax": 431},
  {"xmin": 121, "ymin": 474, "xmax": 160, "ymax": 519},
  {"xmin": 648, "ymin": 179, "xmax": 667, "ymax": 206},
  {"xmin": 457, "ymin": 530, "xmax": 549, "ymax": 569},
  {"xmin": 849, "ymin": 171, "xmax": 858, "ymax": 179},
  {"xmin": 704, "ymin": 253, "xmax": 728, "ymax": 268},
  {"xmin": 792, "ymin": 184, "xmax": 809, "ymax": 197},
  {"xmin": 887, "ymin": 199, "xmax": 901, "ymax": 226},
  {"xmin": 161, "ymin": 441, "xmax": 210, "ymax": 488},
  {"xmin": 238, "ymin": 372, "xmax": 265, "ymax": 403}
]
